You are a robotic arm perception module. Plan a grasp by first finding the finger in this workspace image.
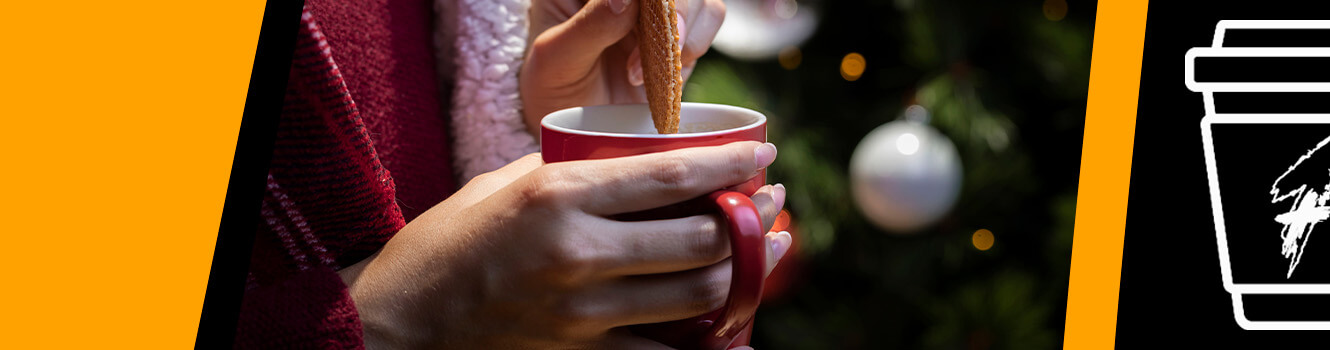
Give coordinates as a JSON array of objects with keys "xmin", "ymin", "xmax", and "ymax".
[
  {"xmin": 563, "ymin": 141, "xmax": 778, "ymax": 215},
  {"xmin": 748, "ymin": 184, "xmax": 785, "ymax": 234},
  {"xmin": 675, "ymin": 0, "xmax": 700, "ymax": 25},
  {"xmin": 765, "ymin": 230, "xmax": 792, "ymax": 276},
  {"xmin": 680, "ymin": 0, "xmax": 725, "ymax": 69},
  {"xmin": 626, "ymin": 47, "xmax": 645, "ymax": 86},
  {"xmin": 589, "ymin": 233, "xmax": 793, "ymax": 329},
  {"xmin": 598, "ymin": 213, "xmax": 732, "ymax": 276},
  {"xmin": 674, "ymin": 0, "xmax": 702, "ymax": 43},
  {"xmin": 592, "ymin": 328, "xmax": 674, "ymax": 350},
  {"xmin": 594, "ymin": 259, "xmax": 733, "ymax": 327},
  {"xmin": 530, "ymin": 0, "xmax": 639, "ymax": 81},
  {"xmin": 596, "ymin": 185, "xmax": 783, "ymax": 276}
]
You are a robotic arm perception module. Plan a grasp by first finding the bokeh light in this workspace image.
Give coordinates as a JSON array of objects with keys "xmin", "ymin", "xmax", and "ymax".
[
  {"xmin": 840, "ymin": 52, "xmax": 866, "ymax": 81},
  {"xmin": 772, "ymin": 209, "xmax": 792, "ymax": 232},
  {"xmin": 972, "ymin": 229, "xmax": 995, "ymax": 251},
  {"xmin": 1043, "ymin": 0, "xmax": 1068, "ymax": 21},
  {"xmin": 778, "ymin": 46, "xmax": 802, "ymax": 70}
]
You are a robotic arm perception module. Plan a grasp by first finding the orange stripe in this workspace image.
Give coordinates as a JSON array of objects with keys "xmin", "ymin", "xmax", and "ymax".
[
  {"xmin": 1064, "ymin": 1, "xmax": 1149, "ymax": 348},
  {"xmin": 0, "ymin": 1, "xmax": 265, "ymax": 348}
]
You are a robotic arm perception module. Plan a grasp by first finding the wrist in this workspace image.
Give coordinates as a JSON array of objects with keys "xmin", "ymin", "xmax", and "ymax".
[{"xmin": 338, "ymin": 254, "xmax": 426, "ymax": 349}]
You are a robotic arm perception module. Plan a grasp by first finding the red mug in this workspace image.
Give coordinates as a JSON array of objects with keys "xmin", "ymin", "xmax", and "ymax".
[{"xmin": 541, "ymin": 102, "xmax": 768, "ymax": 350}]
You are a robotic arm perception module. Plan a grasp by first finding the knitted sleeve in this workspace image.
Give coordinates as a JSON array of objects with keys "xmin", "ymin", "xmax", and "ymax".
[
  {"xmin": 436, "ymin": 0, "xmax": 539, "ymax": 184},
  {"xmin": 233, "ymin": 8, "xmax": 409, "ymax": 349},
  {"xmin": 233, "ymin": 268, "xmax": 362, "ymax": 349}
]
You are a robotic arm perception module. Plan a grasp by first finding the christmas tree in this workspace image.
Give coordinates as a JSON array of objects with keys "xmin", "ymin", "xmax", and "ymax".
[{"xmin": 684, "ymin": 0, "xmax": 1093, "ymax": 348}]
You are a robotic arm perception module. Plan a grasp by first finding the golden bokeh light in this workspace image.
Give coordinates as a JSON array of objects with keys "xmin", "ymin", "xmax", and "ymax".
[
  {"xmin": 1043, "ymin": 0, "xmax": 1068, "ymax": 21},
  {"xmin": 779, "ymin": 46, "xmax": 803, "ymax": 70},
  {"xmin": 772, "ymin": 209, "xmax": 792, "ymax": 232},
  {"xmin": 972, "ymin": 229, "xmax": 995, "ymax": 251},
  {"xmin": 840, "ymin": 52, "xmax": 866, "ymax": 81}
]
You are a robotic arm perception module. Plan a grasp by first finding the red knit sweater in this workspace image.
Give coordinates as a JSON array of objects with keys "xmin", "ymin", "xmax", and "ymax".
[{"xmin": 235, "ymin": 1, "xmax": 454, "ymax": 348}]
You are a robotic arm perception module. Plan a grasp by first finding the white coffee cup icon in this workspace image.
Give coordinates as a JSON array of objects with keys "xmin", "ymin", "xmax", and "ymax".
[{"xmin": 1187, "ymin": 20, "xmax": 1330, "ymax": 330}]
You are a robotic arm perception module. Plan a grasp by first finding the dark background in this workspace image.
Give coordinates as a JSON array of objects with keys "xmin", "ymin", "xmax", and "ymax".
[{"xmin": 1117, "ymin": 1, "xmax": 1330, "ymax": 345}]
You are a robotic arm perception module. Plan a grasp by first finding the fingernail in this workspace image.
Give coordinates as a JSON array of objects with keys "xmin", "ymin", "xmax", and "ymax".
[
  {"xmin": 772, "ymin": 231, "xmax": 792, "ymax": 261},
  {"xmin": 627, "ymin": 49, "xmax": 644, "ymax": 86},
  {"xmin": 754, "ymin": 142, "xmax": 777, "ymax": 169},
  {"xmin": 611, "ymin": 0, "xmax": 630, "ymax": 14},
  {"xmin": 773, "ymin": 183, "xmax": 786, "ymax": 209},
  {"xmin": 676, "ymin": 12, "xmax": 687, "ymax": 41}
]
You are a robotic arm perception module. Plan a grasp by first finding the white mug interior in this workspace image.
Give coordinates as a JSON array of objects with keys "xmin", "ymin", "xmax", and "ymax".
[{"xmin": 541, "ymin": 102, "xmax": 766, "ymax": 138}]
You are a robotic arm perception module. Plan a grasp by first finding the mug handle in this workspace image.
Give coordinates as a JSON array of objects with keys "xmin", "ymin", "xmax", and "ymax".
[{"xmin": 699, "ymin": 190, "xmax": 767, "ymax": 350}]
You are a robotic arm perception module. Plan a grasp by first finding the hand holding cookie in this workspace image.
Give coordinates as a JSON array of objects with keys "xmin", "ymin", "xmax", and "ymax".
[{"xmin": 521, "ymin": 0, "xmax": 727, "ymax": 135}]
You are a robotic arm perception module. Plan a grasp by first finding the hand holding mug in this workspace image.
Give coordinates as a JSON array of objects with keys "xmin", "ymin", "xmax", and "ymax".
[
  {"xmin": 542, "ymin": 103, "xmax": 777, "ymax": 349},
  {"xmin": 337, "ymin": 142, "xmax": 788, "ymax": 349}
]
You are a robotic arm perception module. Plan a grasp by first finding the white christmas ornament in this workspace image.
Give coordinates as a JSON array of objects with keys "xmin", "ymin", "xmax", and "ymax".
[
  {"xmin": 711, "ymin": 0, "xmax": 819, "ymax": 60},
  {"xmin": 850, "ymin": 105, "xmax": 962, "ymax": 233}
]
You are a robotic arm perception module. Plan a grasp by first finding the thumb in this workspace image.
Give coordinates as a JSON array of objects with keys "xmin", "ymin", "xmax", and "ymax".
[{"xmin": 530, "ymin": 0, "xmax": 638, "ymax": 77}]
